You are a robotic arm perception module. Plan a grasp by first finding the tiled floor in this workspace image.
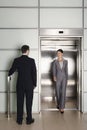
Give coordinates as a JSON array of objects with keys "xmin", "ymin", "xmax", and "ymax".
[
  {"xmin": 0, "ymin": 111, "xmax": 87, "ymax": 130},
  {"xmin": 41, "ymin": 98, "xmax": 77, "ymax": 110}
]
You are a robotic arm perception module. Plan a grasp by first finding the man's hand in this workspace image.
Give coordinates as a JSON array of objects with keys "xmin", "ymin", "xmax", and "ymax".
[
  {"xmin": 54, "ymin": 76, "xmax": 57, "ymax": 82},
  {"xmin": 8, "ymin": 76, "xmax": 11, "ymax": 81}
]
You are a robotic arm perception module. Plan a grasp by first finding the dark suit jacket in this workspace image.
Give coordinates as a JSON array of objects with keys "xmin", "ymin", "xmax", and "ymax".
[{"xmin": 8, "ymin": 55, "xmax": 37, "ymax": 90}]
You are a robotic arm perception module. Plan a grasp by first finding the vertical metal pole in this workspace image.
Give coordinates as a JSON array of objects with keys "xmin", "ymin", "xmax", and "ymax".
[{"xmin": 7, "ymin": 76, "xmax": 11, "ymax": 119}]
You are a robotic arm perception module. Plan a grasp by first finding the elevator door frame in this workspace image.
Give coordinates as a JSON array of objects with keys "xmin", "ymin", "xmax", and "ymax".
[{"xmin": 39, "ymin": 36, "xmax": 82, "ymax": 112}]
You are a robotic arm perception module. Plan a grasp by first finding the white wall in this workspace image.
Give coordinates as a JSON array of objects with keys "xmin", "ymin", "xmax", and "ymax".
[
  {"xmin": 84, "ymin": 0, "xmax": 87, "ymax": 111},
  {"xmin": 0, "ymin": 0, "xmax": 39, "ymax": 113},
  {"xmin": 0, "ymin": 9, "xmax": 38, "ymax": 28},
  {"xmin": 0, "ymin": 29, "xmax": 38, "ymax": 49},
  {"xmin": 0, "ymin": 0, "xmax": 87, "ymax": 113},
  {"xmin": 40, "ymin": 9, "xmax": 82, "ymax": 28},
  {"xmin": 40, "ymin": 0, "xmax": 82, "ymax": 7},
  {"xmin": 84, "ymin": 0, "xmax": 87, "ymax": 7},
  {"xmin": 0, "ymin": 0, "xmax": 38, "ymax": 6}
]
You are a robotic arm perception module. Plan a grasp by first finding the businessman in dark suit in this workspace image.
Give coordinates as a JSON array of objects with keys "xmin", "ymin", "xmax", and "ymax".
[{"xmin": 8, "ymin": 45, "xmax": 37, "ymax": 125}]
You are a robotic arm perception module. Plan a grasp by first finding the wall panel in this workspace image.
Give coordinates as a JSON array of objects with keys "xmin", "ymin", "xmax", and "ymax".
[
  {"xmin": 0, "ymin": 0, "xmax": 38, "ymax": 6},
  {"xmin": 84, "ymin": 0, "xmax": 87, "ymax": 7},
  {"xmin": 40, "ymin": 9, "xmax": 82, "ymax": 28},
  {"xmin": 84, "ymin": 30, "xmax": 87, "ymax": 49},
  {"xmin": 0, "ymin": 72, "xmax": 8, "ymax": 92},
  {"xmin": 0, "ymin": 93, "xmax": 7, "ymax": 112},
  {"xmin": 84, "ymin": 72, "xmax": 87, "ymax": 91},
  {"xmin": 84, "ymin": 51, "xmax": 87, "ymax": 70},
  {"xmin": 84, "ymin": 9, "xmax": 87, "ymax": 28},
  {"xmin": 84, "ymin": 93, "xmax": 87, "ymax": 112},
  {"xmin": 0, "ymin": 50, "xmax": 20, "ymax": 70},
  {"xmin": 0, "ymin": 29, "xmax": 38, "ymax": 49},
  {"xmin": 40, "ymin": 0, "xmax": 82, "ymax": 7},
  {"xmin": 0, "ymin": 9, "xmax": 38, "ymax": 28}
]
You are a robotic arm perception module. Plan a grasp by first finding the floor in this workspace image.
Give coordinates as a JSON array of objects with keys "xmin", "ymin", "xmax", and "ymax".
[
  {"xmin": 0, "ymin": 110, "xmax": 87, "ymax": 130},
  {"xmin": 41, "ymin": 98, "xmax": 77, "ymax": 110}
]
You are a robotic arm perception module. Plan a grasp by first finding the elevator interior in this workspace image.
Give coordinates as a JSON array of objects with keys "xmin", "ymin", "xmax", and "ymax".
[{"xmin": 40, "ymin": 37, "xmax": 82, "ymax": 111}]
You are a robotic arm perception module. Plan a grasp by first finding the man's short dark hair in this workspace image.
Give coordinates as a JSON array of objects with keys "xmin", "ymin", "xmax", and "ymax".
[
  {"xmin": 57, "ymin": 49, "xmax": 63, "ymax": 53},
  {"xmin": 21, "ymin": 45, "xmax": 29, "ymax": 53}
]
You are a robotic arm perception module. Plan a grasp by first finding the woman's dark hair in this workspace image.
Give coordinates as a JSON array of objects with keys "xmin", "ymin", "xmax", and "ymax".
[
  {"xmin": 21, "ymin": 45, "xmax": 30, "ymax": 53},
  {"xmin": 57, "ymin": 49, "xmax": 63, "ymax": 53}
]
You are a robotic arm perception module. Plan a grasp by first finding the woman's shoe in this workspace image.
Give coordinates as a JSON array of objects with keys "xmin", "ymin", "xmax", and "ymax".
[
  {"xmin": 57, "ymin": 106, "xmax": 59, "ymax": 109},
  {"xmin": 60, "ymin": 109, "xmax": 64, "ymax": 114}
]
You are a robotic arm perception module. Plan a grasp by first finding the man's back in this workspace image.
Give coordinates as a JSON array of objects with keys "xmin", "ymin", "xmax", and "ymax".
[{"xmin": 9, "ymin": 55, "xmax": 37, "ymax": 88}]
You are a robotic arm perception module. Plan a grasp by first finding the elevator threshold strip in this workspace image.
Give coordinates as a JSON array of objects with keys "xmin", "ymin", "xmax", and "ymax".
[{"xmin": 41, "ymin": 108, "xmax": 77, "ymax": 111}]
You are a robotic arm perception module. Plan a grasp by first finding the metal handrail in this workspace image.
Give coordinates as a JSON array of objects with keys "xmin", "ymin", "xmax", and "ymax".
[{"xmin": 7, "ymin": 76, "xmax": 11, "ymax": 119}]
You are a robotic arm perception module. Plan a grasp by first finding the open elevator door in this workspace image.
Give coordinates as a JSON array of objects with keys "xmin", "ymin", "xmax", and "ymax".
[{"xmin": 40, "ymin": 37, "xmax": 81, "ymax": 111}]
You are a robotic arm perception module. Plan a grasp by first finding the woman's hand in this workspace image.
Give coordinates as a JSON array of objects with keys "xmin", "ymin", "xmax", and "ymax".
[{"xmin": 54, "ymin": 76, "xmax": 57, "ymax": 82}]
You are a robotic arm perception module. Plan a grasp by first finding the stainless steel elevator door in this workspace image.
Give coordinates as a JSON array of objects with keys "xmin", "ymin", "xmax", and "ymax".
[{"xmin": 41, "ymin": 38, "xmax": 80, "ymax": 110}]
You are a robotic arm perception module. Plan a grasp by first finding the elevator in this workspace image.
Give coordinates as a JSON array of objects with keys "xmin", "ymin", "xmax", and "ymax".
[{"xmin": 40, "ymin": 29, "xmax": 83, "ymax": 111}]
